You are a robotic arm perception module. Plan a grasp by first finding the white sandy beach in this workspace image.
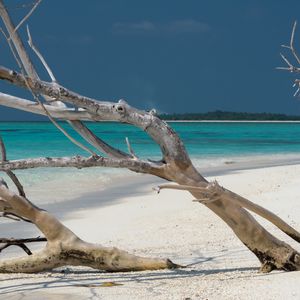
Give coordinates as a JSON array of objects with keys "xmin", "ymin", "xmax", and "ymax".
[{"xmin": 0, "ymin": 162, "xmax": 300, "ymax": 300}]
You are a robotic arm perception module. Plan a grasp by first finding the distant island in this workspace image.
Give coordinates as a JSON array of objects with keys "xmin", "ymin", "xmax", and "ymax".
[{"xmin": 159, "ymin": 110, "xmax": 300, "ymax": 121}]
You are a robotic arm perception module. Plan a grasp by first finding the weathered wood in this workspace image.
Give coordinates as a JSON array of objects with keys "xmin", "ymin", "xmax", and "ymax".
[{"xmin": 0, "ymin": 92, "xmax": 94, "ymax": 120}]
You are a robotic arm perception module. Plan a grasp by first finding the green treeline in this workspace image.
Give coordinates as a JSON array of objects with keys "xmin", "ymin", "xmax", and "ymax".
[{"xmin": 159, "ymin": 110, "xmax": 300, "ymax": 121}]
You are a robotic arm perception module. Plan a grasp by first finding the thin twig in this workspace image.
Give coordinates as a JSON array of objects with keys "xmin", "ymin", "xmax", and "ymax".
[
  {"xmin": 278, "ymin": 53, "xmax": 300, "ymax": 73},
  {"xmin": 294, "ymin": 86, "xmax": 300, "ymax": 97},
  {"xmin": 281, "ymin": 21, "xmax": 300, "ymax": 65},
  {"xmin": 276, "ymin": 67, "xmax": 292, "ymax": 70},
  {"xmin": 5, "ymin": 170, "xmax": 26, "ymax": 197},
  {"xmin": 4, "ymin": 2, "xmax": 39, "ymax": 10},
  {"xmin": 0, "ymin": 135, "xmax": 6, "ymax": 161},
  {"xmin": 0, "ymin": 236, "xmax": 47, "ymax": 255},
  {"xmin": 31, "ymin": 93, "xmax": 97, "ymax": 156},
  {"xmin": 293, "ymin": 79, "xmax": 300, "ymax": 97},
  {"xmin": 0, "ymin": 237, "xmax": 46, "ymax": 243},
  {"xmin": 125, "ymin": 137, "xmax": 138, "ymax": 159},
  {"xmin": 154, "ymin": 183, "xmax": 209, "ymax": 193},
  {"xmin": 192, "ymin": 198, "xmax": 217, "ymax": 204},
  {"xmin": 0, "ymin": 213, "xmax": 19, "ymax": 221},
  {"xmin": 27, "ymin": 25, "xmax": 56, "ymax": 82},
  {"xmin": 0, "ymin": 242, "xmax": 27, "ymax": 253},
  {"xmin": 69, "ymin": 120, "xmax": 131, "ymax": 158},
  {"xmin": 14, "ymin": 0, "xmax": 42, "ymax": 33},
  {"xmin": 0, "ymin": 135, "xmax": 26, "ymax": 197},
  {"xmin": 1, "ymin": 212, "xmax": 32, "ymax": 223},
  {"xmin": 280, "ymin": 53, "xmax": 293, "ymax": 69},
  {"xmin": 289, "ymin": 21, "xmax": 300, "ymax": 65}
]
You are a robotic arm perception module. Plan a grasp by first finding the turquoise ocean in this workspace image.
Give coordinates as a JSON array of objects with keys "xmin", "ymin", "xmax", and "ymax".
[
  {"xmin": 2, "ymin": 121, "xmax": 300, "ymax": 160},
  {"xmin": 1, "ymin": 121, "xmax": 300, "ymax": 202}
]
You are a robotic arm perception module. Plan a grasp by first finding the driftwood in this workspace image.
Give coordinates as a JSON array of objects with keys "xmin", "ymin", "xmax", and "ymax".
[{"xmin": 0, "ymin": 1, "xmax": 299, "ymax": 273}]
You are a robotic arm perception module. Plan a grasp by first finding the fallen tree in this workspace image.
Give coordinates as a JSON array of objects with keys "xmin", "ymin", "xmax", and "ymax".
[{"xmin": 0, "ymin": 1, "xmax": 299, "ymax": 273}]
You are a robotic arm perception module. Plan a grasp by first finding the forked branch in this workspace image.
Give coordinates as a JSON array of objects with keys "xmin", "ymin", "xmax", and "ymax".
[{"xmin": 278, "ymin": 20, "xmax": 300, "ymax": 96}]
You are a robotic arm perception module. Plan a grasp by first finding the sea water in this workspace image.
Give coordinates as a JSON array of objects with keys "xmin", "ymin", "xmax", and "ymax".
[
  {"xmin": 1, "ymin": 121, "xmax": 300, "ymax": 203},
  {"xmin": 2, "ymin": 121, "xmax": 300, "ymax": 158}
]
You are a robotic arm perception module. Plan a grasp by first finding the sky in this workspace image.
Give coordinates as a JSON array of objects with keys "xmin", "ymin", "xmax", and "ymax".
[{"xmin": 1, "ymin": 0, "xmax": 300, "ymax": 120}]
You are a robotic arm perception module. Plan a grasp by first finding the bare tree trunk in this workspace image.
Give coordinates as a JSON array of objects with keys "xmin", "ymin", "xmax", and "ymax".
[{"xmin": 0, "ymin": 1, "xmax": 299, "ymax": 273}]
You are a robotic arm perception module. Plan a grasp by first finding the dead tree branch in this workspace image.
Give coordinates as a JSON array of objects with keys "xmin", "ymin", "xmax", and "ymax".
[
  {"xmin": 0, "ymin": 155, "xmax": 167, "ymax": 178},
  {"xmin": 0, "ymin": 1, "xmax": 298, "ymax": 274},
  {"xmin": 278, "ymin": 21, "xmax": 300, "ymax": 96},
  {"xmin": 26, "ymin": 24, "xmax": 56, "ymax": 82},
  {"xmin": 0, "ymin": 92, "xmax": 95, "ymax": 120}
]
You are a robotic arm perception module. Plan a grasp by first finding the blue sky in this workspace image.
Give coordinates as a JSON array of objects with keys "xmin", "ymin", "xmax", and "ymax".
[{"xmin": 1, "ymin": 0, "xmax": 300, "ymax": 120}]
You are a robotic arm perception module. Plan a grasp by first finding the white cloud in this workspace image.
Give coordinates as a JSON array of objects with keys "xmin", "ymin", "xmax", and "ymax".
[
  {"xmin": 112, "ymin": 21, "xmax": 156, "ymax": 34},
  {"xmin": 112, "ymin": 19, "xmax": 210, "ymax": 35}
]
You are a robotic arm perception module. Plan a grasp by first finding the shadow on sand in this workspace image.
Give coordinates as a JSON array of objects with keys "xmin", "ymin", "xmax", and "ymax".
[{"xmin": 0, "ymin": 262, "xmax": 260, "ymax": 300}]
